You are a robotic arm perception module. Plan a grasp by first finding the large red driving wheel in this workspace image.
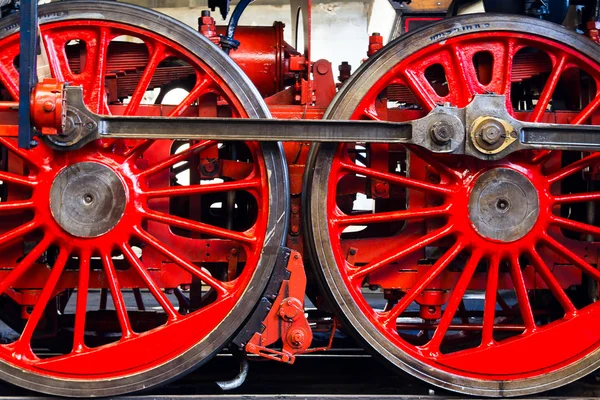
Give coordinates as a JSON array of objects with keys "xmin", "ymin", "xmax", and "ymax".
[
  {"xmin": 0, "ymin": 2, "xmax": 288, "ymax": 397},
  {"xmin": 306, "ymin": 15, "xmax": 600, "ymax": 396}
]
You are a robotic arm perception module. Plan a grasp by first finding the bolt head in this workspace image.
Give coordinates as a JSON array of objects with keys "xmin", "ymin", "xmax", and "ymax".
[
  {"xmin": 316, "ymin": 62, "xmax": 329, "ymax": 75},
  {"xmin": 43, "ymin": 101, "xmax": 55, "ymax": 112},
  {"xmin": 430, "ymin": 121, "xmax": 453, "ymax": 145},
  {"xmin": 479, "ymin": 121, "xmax": 504, "ymax": 145}
]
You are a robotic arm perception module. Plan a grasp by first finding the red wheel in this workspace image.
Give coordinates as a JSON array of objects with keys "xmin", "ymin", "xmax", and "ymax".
[
  {"xmin": 0, "ymin": 2, "xmax": 288, "ymax": 396},
  {"xmin": 306, "ymin": 15, "xmax": 600, "ymax": 396}
]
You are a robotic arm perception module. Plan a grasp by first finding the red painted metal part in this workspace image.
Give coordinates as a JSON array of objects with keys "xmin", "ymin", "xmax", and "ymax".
[
  {"xmin": 0, "ymin": 18, "xmax": 271, "ymax": 380},
  {"xmin": 325, "ymin": 31, "xmax": 600, "ymax": 379},
  {"xmin": 245, "ymin": 250, "xmax": 313, "ymax": 363},
  {"xmin": 30, "ymin": 78, "xmax": 65, "ymax": 135}
]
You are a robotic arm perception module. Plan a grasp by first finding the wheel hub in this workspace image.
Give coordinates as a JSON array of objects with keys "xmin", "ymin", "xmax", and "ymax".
[
  {"xmin": 468, "ymin": 168, "xmax": 539, "ymax": 242},
  {"xmin": 49, "ymin": 162, "xmax": 127, "ymax": 238}
]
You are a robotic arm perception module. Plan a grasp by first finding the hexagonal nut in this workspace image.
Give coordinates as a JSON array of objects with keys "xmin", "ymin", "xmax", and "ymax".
[{"xmin": 287, "ymin": 328, "xmax": 305, "ymax": 348}]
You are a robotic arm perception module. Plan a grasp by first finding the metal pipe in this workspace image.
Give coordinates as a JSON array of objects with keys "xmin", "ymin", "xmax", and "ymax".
[{"xmin": 222, "ymin": 0, "xmax": 253, "ymax": 55}]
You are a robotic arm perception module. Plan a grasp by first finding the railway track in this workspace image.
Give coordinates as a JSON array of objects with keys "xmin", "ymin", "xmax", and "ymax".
[{"xmin": 2, "ymin": 352, "xmax": 600, "ymax": 399}]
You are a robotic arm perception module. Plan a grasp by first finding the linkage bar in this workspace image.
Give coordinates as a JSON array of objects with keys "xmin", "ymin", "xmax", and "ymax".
[
  {"xmin": 99, "ymin": 117, "xmax": 413, "ymax": 143},
  {"xmin": 36, "ymin": 86, "xmax": 600, "ymax": 159}
]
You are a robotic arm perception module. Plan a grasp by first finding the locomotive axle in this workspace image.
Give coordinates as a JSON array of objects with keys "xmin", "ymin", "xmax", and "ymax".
[{"xmin": 24, "ymin": 83, "xmax": 600, "ymax": 159}]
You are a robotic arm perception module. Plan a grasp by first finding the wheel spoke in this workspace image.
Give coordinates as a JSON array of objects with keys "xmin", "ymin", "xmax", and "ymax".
[
  {"xmin": 542, "ymin": 233, "xmax": 600, "ymax": 281},
  {"xmin": 448, "ymin": 44, "xmax": 475, "ymax": 102},
  {"xmin": 339, "ymin": 160, "xmax": 454, "ymax": 195},
  {"xmin": 547, "ymin": 153, "xmax": 600, "ymax": 184},
  {"xmin": 384, "ymin": 240, "xmax": 465, "ymax": 324},
  {"xmin": 332, "ymin": 205, "xmax": 449, "ymax": 227},
  {"xmin": 350, "ymin": 225, "xmax": 454, "ymax": 281},
  {"xmin": 121, "ymin": 242, "xmax": 179, "ymax": 322},
  {"xmin": 427, "ymin": 250, "xmax": 482, "ymax": 352},
  {"xmin": 553, "ymin": 191, "xmax": 600, "ymax": 204},
  {"xmin": 481, "ymin": 252, "xmax": 500, "ymax": 345},
  {"xmin": 358, "ymin": 104, "xmax": 381, "ymax": 121},
  {"xmin": 527, "ymin": 247, "xmax": 576, "ymax": 315},
  {"xmin": 550, "ymin": 215, "xmax": 600, "ymax": 238},
  {"xmin": 142, "ymin": 178, "xmax": 261, "ymax": 199},
  {"xmin": 18, "ymin": 247, "xmax": 69, "ymax": 347},
  {"xmin": 401, "ymin": 69, "xmax": 437, "ymax": 111},
  {"xmin": 0, "ymin": 137, "xmax": 49, "ymax": 166},
  {"xmin": 0, "ymin": 236, "xmax": 51, "ymax": 297},
  {"xmin": 143, "ymin": 209, "xmax": 255, "ymax": 244},
  {"xmin": 72, "ymin": 249, "xmax": 91, "ymax": 353},
  {"xmin": 407, "ymin": 146, "xmax": 463, "ymax": 181},
  {"xmin": 133, "ymin": 226, "xmax": 227, "ymax": 295},
  {"xmin": 0, "ymin": 59, "xmax": 19, "ymax": 99},
  {"xmin": 0, "ymin": 200, "xmax": 34, "ymax": 212},
  {"xmin": 101, "ymin": 251, "xmax": 135, "ymax": 339},
  {"xmin": 509, "ymin": 253, "xmax": 536, "ymax": 331},
  {"xmin": 40, "ymin": 31, "xmax": 66, "ymax": 82},
  {"xmin": 0, "ymin": 220, "xmax": 38, "ymax": 248},
  {"xmin": 530, "ymin": 54, "xmax": 567, "ymax": 123},
  {"xmin": 137, "ymin": 140, "xmax": 217, "ymax": 177},
  {"xmin": 124, "ymin": 43, "xmax": 166, "ymax": 116},
  {"xmin": 168, "ymin": 78, "xmax": 212, "ymax": 117},
  {"xmin": 0, "ymin": 171, "xmax": 35, "ymax": 187},
  {"xmin": 499, "ymin": 39, "xmax": 516, "ymax": 101},
  {"xmin": 88, "ymin": 27, "xmax": 111, "ymax": 114},
  {"xmin": 124, "ymin": 139, "xmax": 155, "ymax": 160},
  {"xmin": 572, "ymin": 93, "xmax": 600, "ymax": 125}
]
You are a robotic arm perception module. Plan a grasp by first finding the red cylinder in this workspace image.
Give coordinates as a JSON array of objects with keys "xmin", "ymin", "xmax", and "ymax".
[{"xmin": 216, "ymin": 23, "xmax": 296, "ymax": 97}]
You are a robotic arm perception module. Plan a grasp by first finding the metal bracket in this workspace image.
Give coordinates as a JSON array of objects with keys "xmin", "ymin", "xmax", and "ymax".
[
  {"xmin": 244, "ymin": 250, "xmax": 312, "ymax": 364},
  {"xmin": 232, "ymin": 247, "xmax": 291, "ymax": 350}
]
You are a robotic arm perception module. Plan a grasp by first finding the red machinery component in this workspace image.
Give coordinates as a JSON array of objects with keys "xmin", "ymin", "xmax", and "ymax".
[
  {"xmin": 245, "ymin": 250, "xmax": 314, "ymax": 363},
  {"xmin": 2, "ymin": 0, "xmax": 600, "ymax": 398}
]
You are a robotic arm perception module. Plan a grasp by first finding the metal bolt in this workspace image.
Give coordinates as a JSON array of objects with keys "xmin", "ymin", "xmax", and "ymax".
[
  {"xmin": 291, "ymin": 205, "xmax": 300, "ymax": 214},
  {"xmin": 230, "ymin": 248, "xmax": 238, "ymax": 256},
  {"xmin": 430, "ymin": 121, "xmax": 453, "ymax": 145},
  {"xmin": 289, "ymin": 329, "xmax": 305, "ymax": 347},
  {"xmin": 290, "ymin": 225, "xmax": 300, "ymax": 235},
  {"xmin": 202, "ymin": 161, "xmax": 216, "ymax": 174},
  {"xmin": 86, "ymin": 122, "xmax": 94, "ymax": 131},
  {"xmin": 479, "ymin": 120, "xmax": 505, "ymax": 145},
  {"xmin": 374, "ymin": 182, "xmax": 387, "ymax": 195},
  {"xmin": 43, "ymin": 100, "xmax": 55, "ymax": 112},
  {"xmin": 316, "ymin": 62, "xmax": 329, "ymax": 75}
]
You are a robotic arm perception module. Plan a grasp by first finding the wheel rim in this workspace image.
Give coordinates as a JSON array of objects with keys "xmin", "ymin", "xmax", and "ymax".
[
  {"xmin": 308, "ymin": 15, "xmax": 600, "ymax": 395},
  {"xmin": 0, "ymin": 2, "xmax": 286, "ymax": 395}
]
